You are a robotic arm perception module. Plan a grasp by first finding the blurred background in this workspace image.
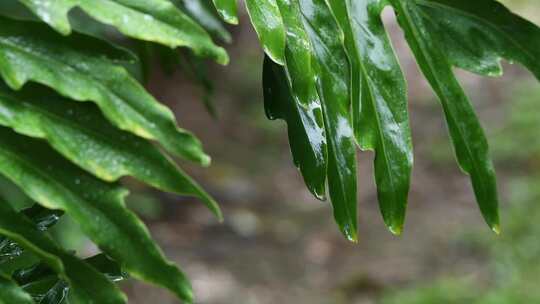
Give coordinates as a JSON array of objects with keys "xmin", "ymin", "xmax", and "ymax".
[{"xmin": 2, "ymin": 1, "xmax": 540, "ymax": 303}]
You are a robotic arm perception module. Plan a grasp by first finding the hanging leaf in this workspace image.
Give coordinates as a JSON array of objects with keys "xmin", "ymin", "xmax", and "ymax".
[
  {"xmin": 298, "ymin": 0, "xmax": 358, "ymax": 241},
  {"xmin": 263, "ymin": 57, "xmax": 327, "ymax": 200},
  {"xmin": 390, "ymin": 0, "xmax": 499, "ymax": 232},
  {"xmin": 328, "ymin": 0, "xmax": 412, "ymax": 234},
  {"xmin": 415, "ymin": 0, "xmax": 540, "ymax": 79},
  {"xmin": 0, "ymin": 16, "xmax": 210, "ymax": 166},
  {"xmin": 17, "ymin": 0, "xmax": 228, "ymax": 64}
]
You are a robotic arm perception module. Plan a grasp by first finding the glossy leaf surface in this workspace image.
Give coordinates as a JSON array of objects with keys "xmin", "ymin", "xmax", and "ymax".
[
  {"xmin": 0, "ymin": 17, "xmax": 210, "ymax": 166},
  {"xmin": 328, "ymin": 0, "xmax": 412, "ymax": 234},
  {"xmin": 298, "ymin": 0, "xmax": 358, "ymax": 241},
  {"xmin": 390, "ymin": 0, "xmax": 499, "ymax": 231},
  {"xmin": 18, "ymin": 0, "xmax": 228, "ymax": 64},
  {"xmin": 416, "ymin": 0, "xmax": 540, "ymax": 79},
  {"xmin": 263, "ymin": 57, "xmax": 327, "ymax": 200},
  {"xmin": 0, "ymin": 129, "xmax": 194, "ymax": 302},
  {"xmin": 245, "ymin": 0, "xmax": 286, "ymax": 64},
  {"xmin": 0, "ymin": 200, "xmax": 127, "ymax": 304},
  {"xmin": 0, "ymin": 84, "xmax": 221, "ymax": 219}
]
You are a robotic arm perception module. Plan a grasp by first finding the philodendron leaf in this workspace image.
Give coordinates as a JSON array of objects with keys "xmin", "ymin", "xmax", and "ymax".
[
  {"xmin": 328, "ymin": 0, "xmax": 412, "ymax": 234},
  {"xmin": 263, "ymin": 57, "xmax": 327, "ymax": 200},
  {"xmin": 0, "ymin": 16, "xmax": 210, "ymax": 166},
  {"xmin": 390, "ymin": 0, "xmax": 499, "ymax": 232},
  {"xmin": 298, "ymin": 0, "xmax": 358, "ymax": 241},
  {"xmin": 245, "ymin": 0, "xmax": 286, "ymax": 64},
  {"xmin": 17, "ymin": 0, "xmax": 228, "ymax": 64},
  {"xmin": 269, "ymin": 0, "xmax": 327, "ymax": 200},
  {"xmin": 0, "ymin": 84, "xmax": 222, "ymax": 220},
  {"xmin": 0, "ymin": 129, "xmax": 194, "ymax": 302},
  {"xmin": 0, "ymin": 272, "xmax": 34, "ymax": 304},
  {"xmin": 416, "ymin": 0, "xmax": 540, "ymax": 79},
  {"xmin": 212, "ymin": 0, "xmax": 238, "ymax": 24},
  {"xmin": 0, "ymin": 200, "xmax": 127, "ymax": 304}
]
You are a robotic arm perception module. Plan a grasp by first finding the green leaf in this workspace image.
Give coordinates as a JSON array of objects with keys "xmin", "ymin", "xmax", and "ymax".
[
  {"xmin": 0, "ymin": 272, "xmax": 34, "ymax": 304},
  {"xmin": 270, "ymin": 0, "xmax": 327, "ymax": 200},
  {"xmin": 245, "ymin": 0, "xmax": 286, "ymax": 64},
  {"xmin": 390, "ymin": 0, "xmax": 499, "ymax": 232},
  {"xmin": 298, "ymin": 0, "xmax": 358, "ymax": 241},
  {"xmin": 0, "ymin": 200, "xmax": 127, "ymax": 304},
  {"xmin": 415, "ymin": 0, "xmax": 540, "ymax": 79},
  {"xmin": 17, "ymin": 0, "xmax": 228, "ymax": 64},
  {"xmin": 263, "ymin": 57, "xmax": 327, "ymax": 200},
  {"xmin": 0, "ymin": 16, "xmax": 211, "ymax": 166},
  {"xmin": 0, "ymin": 128, "xmax": 194, "ymax": 302},
  {"xmin": 211, "ymin": 0, "xmax": 238, "ymax": 24},
  {"xmin": 0, "ymin": 83, "xmax": 221, "ymax": 220},
  {"xmin": 328, "ymin": 0, "xmax": 412, "ymax": 234}
]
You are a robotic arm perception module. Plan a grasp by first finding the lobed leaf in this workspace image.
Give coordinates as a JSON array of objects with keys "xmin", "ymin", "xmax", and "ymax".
[
  {"xmin": 0, "ymin": 200, "xmax": 127, "ymax": 304},
  {"xmin": 0, "ymin": 128, "xmax": 194, "ymax": 302},
  {"xmin": 263, "ymin": 57, "xmax": 327, "ymax": 200},
  {"xmin": 0, "ymin": 83, "xmax": 221, "ymax": 219},
  {"xmin": 328, "ymin": 0, "xmax": 412, "ymax": 234},
  {"xmin": 0, "ymin": 16, "xmax": 211, "ymax": 166},
  {"xmin": 271, "ymin": 0, "xmax": 327, "ymax": 200},
  {"xmin": 390, "ymin": 0, "xmax": 499, "ymax": 232},
  {"xmin": 17, "ymin": 0, "xmax": 228, "ymax": 64},
  {"xmin": 416, "ymin": 0, "xmax": 540, "ymax": 79},
  {"xmin": 298, "ymin": 0, "xmax": 358, "ymax": 241}
]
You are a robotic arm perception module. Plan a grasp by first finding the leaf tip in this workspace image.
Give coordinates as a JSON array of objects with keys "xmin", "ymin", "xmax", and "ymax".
[
  {"xmin": 342, "ymin": 224, "xmax": 358, "ymax": 243},
  {"xmin": 388, "ymin": 224, "xmax": 403, "ymax": 236},
  {"xmin": 491, "ymin": 223, "xmax": 501, "ymax": 235}
]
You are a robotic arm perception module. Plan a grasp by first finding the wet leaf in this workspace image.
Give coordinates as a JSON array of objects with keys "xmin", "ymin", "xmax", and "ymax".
[
  {"xmin": 17, "ymin": 0, "xmax": 228, "ymax": 64},
  {"xmin": 0, "ymin": 128, "xmax": 194, "ymax": 302},
  {"xmin": 328, "ymin": 0, "xmax": 412, "ymax": 234},
  {"xmin": 298, "ymin": 0, "xmax": 358, "ymax": 241},
  {"xmin": 245, "ymin": 0, "xmax": 286, "ymax": 64},
  {"xmin": 390, "ymin": 0, "xmax": 499, "ymax": 231},
  {"xmin": 0, "ymin": 16, "xmax": 210, "ymax": 166},
  {"xmin": 0, "ymin": 83, "xmax": 221, "ymax": 219},
  {"xmin": 263, "ymin": 57, "xmax": 327, "ymax": 200},
  {"xmin": 417, "ymin": 0, "xmax": 540, "ymax": 79}
]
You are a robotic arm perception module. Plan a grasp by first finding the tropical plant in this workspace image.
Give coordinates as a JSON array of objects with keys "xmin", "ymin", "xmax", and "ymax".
[{"xmin": 0, "ymin": 0, "xmax": 538, "ymax": 303}]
